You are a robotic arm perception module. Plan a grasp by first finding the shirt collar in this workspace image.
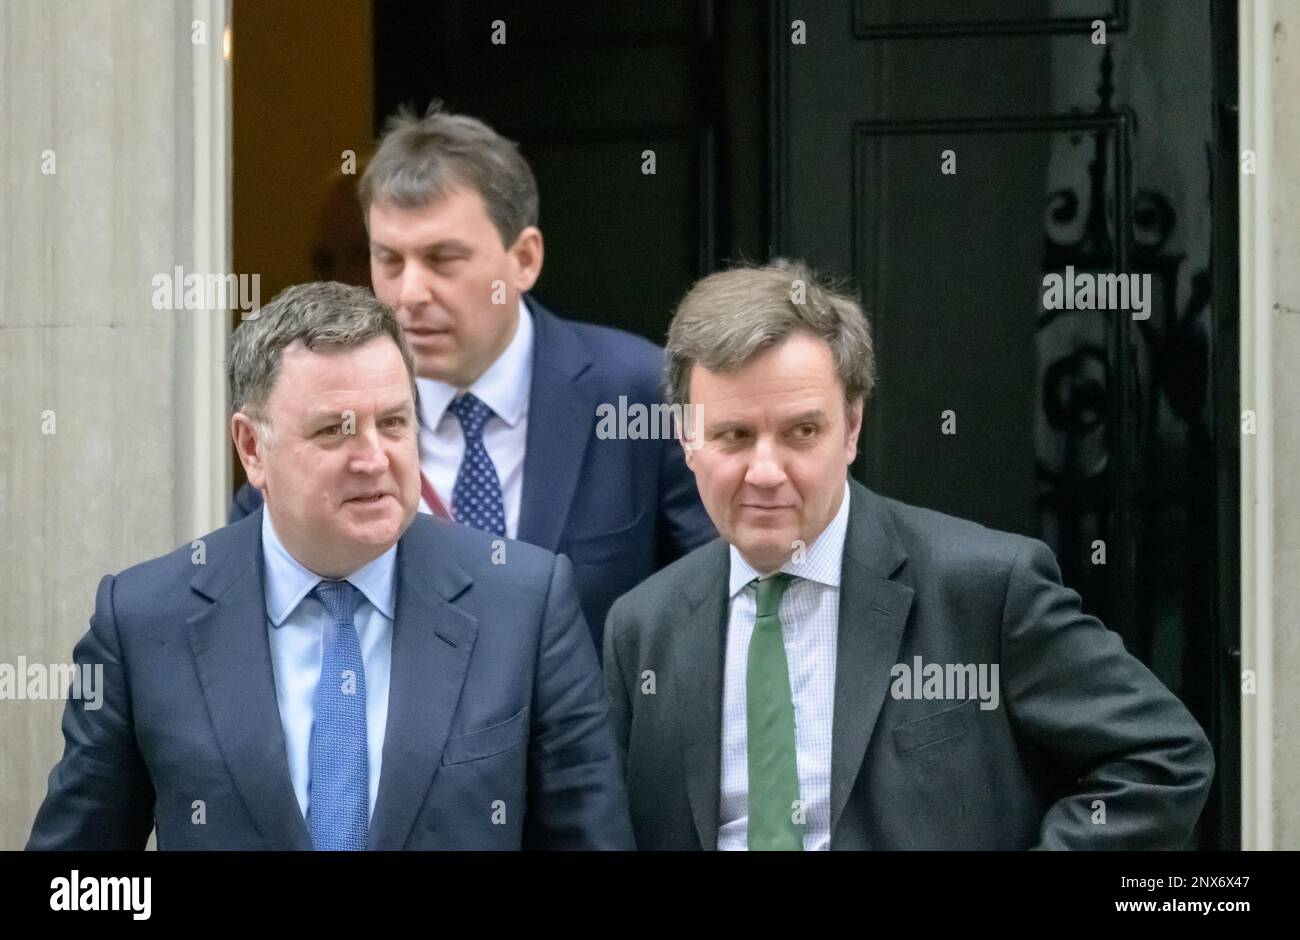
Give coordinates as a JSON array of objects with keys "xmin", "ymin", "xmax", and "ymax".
[
  {"xmin": 261, "ymin": 509, "xmax": 398, "ymax": 626},
  {"xmin": 415, "ymin": 298, "xmax": 533, "ymax": 432},
  {"xmin": 728, "ymin": 479, "xmax": 852, "ymax": 598}
]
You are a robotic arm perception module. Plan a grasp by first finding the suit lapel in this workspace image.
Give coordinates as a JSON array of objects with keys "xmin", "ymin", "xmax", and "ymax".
[
  {"xmin": 517, "ymin": 299, "xmax": 596, "ymax": 552},
  {"xmin": 829, "ymin": 481, "xmax": 914, "ymax": 837},
  {"xmin": 367, "ymin": 516, "xmax": 478, "ymax": 850},
  {"xmin": 186, "ymin": 510, "xmax": 313, "ymax": 851},
  {"xmin": 673, "ymin": 540, "xmax": 730, "ymax": 850}
]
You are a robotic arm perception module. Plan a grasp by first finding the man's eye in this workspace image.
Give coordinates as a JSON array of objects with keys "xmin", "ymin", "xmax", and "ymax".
[
  {"xmin": 792, "ymin": 424, "xmax": 818, "ymax": 439},
  {"xmin": 382, "ymin": 416, "xmax": 407, "ymax": 429},
  {"xmin": 318, "ymin": 425, "xmax": 341, "ymax": 437}
]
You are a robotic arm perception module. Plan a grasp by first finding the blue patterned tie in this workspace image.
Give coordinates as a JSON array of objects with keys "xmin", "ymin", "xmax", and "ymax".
[
  {"xmin": 308, "ymin": 579, "xmax": 368, "ymax": 851},
  {"xmin": 449, "ymin": 393, "xmax": 506, "ymax": 537}
]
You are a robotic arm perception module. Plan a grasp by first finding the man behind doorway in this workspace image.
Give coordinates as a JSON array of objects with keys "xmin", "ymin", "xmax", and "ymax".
[{"xmin": 232, "ymin": 103, "xmax": 715, "ymax": 644}]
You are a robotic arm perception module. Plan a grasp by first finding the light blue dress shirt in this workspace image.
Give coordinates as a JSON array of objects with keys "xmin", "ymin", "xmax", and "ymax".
[{"xmin": 261, "ymin": 510, "xmax": 395, "ymax": 822}]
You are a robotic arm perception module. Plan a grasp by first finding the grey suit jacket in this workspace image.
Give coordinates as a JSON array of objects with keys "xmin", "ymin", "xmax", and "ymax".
[{"xmin": 603, "ymin": 479, "xmax": 1215, "ymax": 850}]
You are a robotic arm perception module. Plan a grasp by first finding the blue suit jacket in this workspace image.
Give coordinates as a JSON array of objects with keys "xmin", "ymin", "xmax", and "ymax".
[
  {"xmin": 27, "ymin": 511, "xmax": 635, "ymax": 850},
  {"xmin": 229, "ymin": 297, "xmax": 715, "ymax": 646}
]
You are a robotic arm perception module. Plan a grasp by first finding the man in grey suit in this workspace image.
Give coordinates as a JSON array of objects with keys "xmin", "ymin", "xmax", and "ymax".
[
  {"xmin": 603, "ymin": 262, "xmax": 1214, "ymax": 850},
  {"xmin": 29, "ymin": 282, "xmax": 633, "ymax": 850}
]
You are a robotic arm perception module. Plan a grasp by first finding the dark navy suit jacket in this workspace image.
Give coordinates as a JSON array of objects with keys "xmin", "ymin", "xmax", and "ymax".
[
  {"xmin": 229, "ymin": 296, "xmax": 715, "ymax": 646},
  {"xmin": 28, "ymin": 511, "xmax": 635, "ymax": 850}
]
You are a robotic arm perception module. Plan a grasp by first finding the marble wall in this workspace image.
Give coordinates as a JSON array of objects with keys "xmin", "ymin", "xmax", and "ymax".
[
  {"xmin": 0, "ymin": 0, "xmax": 202, "ymax": 849},
  {"xmin": 1268, "ymin": 0, "xmax": 1300, "ymax": 851}
]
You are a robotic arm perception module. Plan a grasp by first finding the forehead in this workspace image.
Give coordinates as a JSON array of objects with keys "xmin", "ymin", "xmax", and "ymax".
[
  {"xmin": 368, "ymin": 187, "xmax": 495, "ymax": 245},
  {"xmin": 690, "ymin": 333, "xmax": 841, "ymax": 411},
  {"xmin": 270, "ymin": 336, "xmax": 412, "ymax": 407}
]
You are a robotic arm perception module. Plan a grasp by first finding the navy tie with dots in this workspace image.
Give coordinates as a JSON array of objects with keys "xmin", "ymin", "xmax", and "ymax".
[
  {"xmin": 449, "ymin": 393, "xmax": 507, "ymax": 537},
  {"xmin": 308, "ymin": 579, "xmax": 368, "ymax": 851}
]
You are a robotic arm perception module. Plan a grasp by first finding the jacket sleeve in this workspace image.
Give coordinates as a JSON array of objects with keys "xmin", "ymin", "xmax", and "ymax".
[
  {"xmin": 1001, "ymin": 539, "xmax": 1215, "ymax": 849},
  {"xmin": 602, "ymin": 599, "xmax": 633, "ymax": 777},
  {"xmin": 27, "ymin": 574, "xmax": 155, "ymax": 850},
  {"xmin": 523, "ymin": 554, "xmax": 636, "ymax": 850}
]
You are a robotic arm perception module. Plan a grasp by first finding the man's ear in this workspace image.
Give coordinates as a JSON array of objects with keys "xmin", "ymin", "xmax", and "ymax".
[
  {"xmin": 679, "ymin": 431, "xmax": 697, "ymax": 471},
  {"xmin": 678, "ymin": 405, "xmax": 702, "ymax": 469},
  {"xmin": 231, "ymin": 413, "xmax": 268, "ymax": 490},
  {"xmin": 844, "ymin": 398, "xmax": 864, "ymax": 462},
  {"xmin": 509, "ymin": 226, "xmax": 544, "ymax": 293}
]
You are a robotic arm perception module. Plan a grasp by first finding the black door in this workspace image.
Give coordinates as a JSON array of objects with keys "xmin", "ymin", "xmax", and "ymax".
[{"xmin": 770, "ymin": 0, "xmax": 1237, "ymax": 849}]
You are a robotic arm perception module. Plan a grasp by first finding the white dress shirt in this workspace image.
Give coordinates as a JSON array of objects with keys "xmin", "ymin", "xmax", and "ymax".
[
  {"xmin": 415, "ymin": 300, "xmax": 533, "ymax": 538},
  {"xmin": 261, "ymin": 510, "xmax": 396, "ymax": 822},
  {"xmin": 717, "ymin": 479, "xmax": 851, "ymax": 851}
]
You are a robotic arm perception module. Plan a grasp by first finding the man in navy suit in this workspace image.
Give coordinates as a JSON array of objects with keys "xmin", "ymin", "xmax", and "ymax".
[
  {"xmin": 231, "ymin": 103, "xmax": 715, "ymax": 642},
  {"xmin": 28, "ymin": 281, "xmax": 633, "ymax": 850}
]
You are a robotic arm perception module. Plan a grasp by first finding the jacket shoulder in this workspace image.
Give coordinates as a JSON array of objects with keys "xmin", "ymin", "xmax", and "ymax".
[
  {"xmin": 547, "ymin": 315, "xmax": 668, "ymax": 399},
  {"xmin": 606, "ymin": 538, "xmax": 724, "ymax": 632},
  {"xmin": 406, "ymin": 514, "xmax": 558, "ymax": 581},
  {"xmin": 878, "ymin": 495, "xmax": 1043, "ymax": 577},
  {"xmin": 104, "ymin": 514, "xmax": 261, "ymax": 626},
  {"xmin": 566, "ymin": 318, "xmax": 663, "ymax": 362}
]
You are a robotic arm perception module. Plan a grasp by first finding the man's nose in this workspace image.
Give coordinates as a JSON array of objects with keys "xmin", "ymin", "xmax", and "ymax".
[
  {"xmin": 349, "ymin": 425, "xmax": 390, "ymax": 475},
  {"xmin": 395, "ymin": 262, "xmax": 432, "ymax": 313},
  {"xmin": 743, "ymin": 436, "xmax": 787, "ymax": 488}
]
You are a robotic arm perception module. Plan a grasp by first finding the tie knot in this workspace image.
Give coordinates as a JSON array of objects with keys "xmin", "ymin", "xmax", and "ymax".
[
  {"xmin": 313, "ymin": 579, "xmax": 361, "ymax": 626},
  {"xmin": 448, "ymin": 393, "xmax": 494, "ymax": 438},
  {"xmin": 753, "ymin": 573, "xmax": 794, "ymax": 618}
]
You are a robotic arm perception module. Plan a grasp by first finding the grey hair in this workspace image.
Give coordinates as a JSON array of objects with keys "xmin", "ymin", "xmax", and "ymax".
[
  {"xmin": 665, "ymin": 260, "xmax": 875, "ymax": 412},
  {"xmin": 227, "ymin": 281, "xmax": 417, "ymax": 431},
  {"xmin": 358, "ymin": 100, "xmax": 539, "ymax": 249}
]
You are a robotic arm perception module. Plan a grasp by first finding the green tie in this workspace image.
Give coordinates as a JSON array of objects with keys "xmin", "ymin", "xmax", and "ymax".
[{"xmin": 746, "ymin": 573, "xmax": 803, "ymax": 851}]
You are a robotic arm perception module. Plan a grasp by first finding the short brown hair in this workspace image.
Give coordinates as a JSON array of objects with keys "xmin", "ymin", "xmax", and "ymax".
[
  {"xmin": 666, "ymin": 260, "xmax": 875, "ymax": 412},
  {"xmin": 228, "ymin": 281, "xmax": 417, "ymax": 425},
  {"xmin": 358, "ymin": 101, "xmax": 539, "ymax": 248}
]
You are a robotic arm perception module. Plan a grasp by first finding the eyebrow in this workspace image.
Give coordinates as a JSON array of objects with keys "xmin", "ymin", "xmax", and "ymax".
[
  {"xmin": 378, "ymin": 400, "xmax": 416, "ymax": 418},
  {"xmin": 706, "ymin": 419, "xmax": 752, "ymax": 435},
  {"xmin": 304, "ymin": 410, "xmax": 346, "ymax": 428},
  {"xmin": 303, "ymin": 400, "xmax": 413, "ymax": 426},
  {"xmin": 370, "ymin": 238, "xmax": 473, "ymax": 255},
  {"xmin": 706, "ymin": 409, "xmax": 829, "ymax": 434},
  {"xmin": 785, "ymin": 409, "xmax": 829, "ymax": 425}
]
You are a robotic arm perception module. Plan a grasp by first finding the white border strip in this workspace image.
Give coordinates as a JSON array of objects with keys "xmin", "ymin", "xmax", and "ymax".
[
  {"xmin": 1239, "ymin": 0, "xmax": 1273, "ymax": 851},
  {"xmin": 178, "ymin": 0, "xmax": 231, "ymax": 541}
]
